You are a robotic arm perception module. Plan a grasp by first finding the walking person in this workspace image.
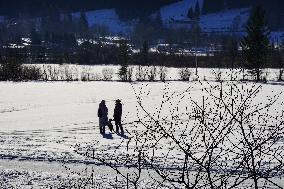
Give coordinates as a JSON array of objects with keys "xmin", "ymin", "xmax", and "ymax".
[
  {"xmin": 98, "ymin": 100, "xmax": 108, "ymax": 134},
  {"xmin": 113, "ymin": 99, "xmax": 124, "ymax": 134}
]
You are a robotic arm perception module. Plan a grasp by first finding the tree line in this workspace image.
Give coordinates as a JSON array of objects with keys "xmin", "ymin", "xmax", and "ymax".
[
  {"xmin": 0, "ymin": 0, "xmax": 178, "ymax": 21},
  {"xmin": 202, "ymin": 0, "xmax": 284, "ymax": 30},
  {"xmin": 0, "ymin": 6, "xmax": 283, "ymax": 82}
]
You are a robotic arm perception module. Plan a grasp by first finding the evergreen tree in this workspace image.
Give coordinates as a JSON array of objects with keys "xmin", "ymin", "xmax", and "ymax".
[
  {"xmin": 202, "ymin": 0, "xmax": 225, "ymax": 14},
  {"xmin": 30, "ymin": 28, "xmax": 42, "ymax": 63},
  {"xmin": 0, "ymin": 48, "xmax": 23, "ymax": 81},
  {"xmin": 241, "ymin": 6, "xmax": 270, "ymax": 81},
  {"xmin": 155, "ymin": 11, "xmax": 163, "ymax": 28},
  {"xmin": 154, "ymin": 11, "xmax": 164, "ymax": 39},
  {"xmin": 194, "ymin": 1, "xmax": 201, "ymax": 19},
  {"xmin": 63, "ymin": 12, "xmax": 74, "ymax": 33},
  {"xmin": 118, "ymin": 40, "xmax": 129, "ymax": 81},
  {"xmin": 224, "ymin": 37, "xmax": 239, "ymax": 80},
  {"xmin": 30, "ymin": 28, "xmax": 41, "ymax": 45},
  {"xmin": 63, "ymin": 33, "xmax": 77, "ymax": 48},
  {"xmin": 227, "ymin": 0, "xmax": 251, "ymax": 9},
  {"xmin": 49, "ymin": 12, "xmax": 62, "ymax": 34},
  {"xmin": 79, "ymin": 12, "xmax": 89, "ymax": 38},
  {"xmin": 187, "ymin": 7, "xmax": 194, "ymax": 19},
  {"xmin": 276, "ymin": 40, "xmax": 284, "ymax": 81},
  {"xmin": 140, "ymin": 40, "xmax": 149, "ymax": 65}
]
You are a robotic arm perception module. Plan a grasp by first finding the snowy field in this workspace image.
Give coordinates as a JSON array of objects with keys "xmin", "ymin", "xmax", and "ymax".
[{"xmin": 0, "ymin": 79, "xmax": 284, "ymax": 188}]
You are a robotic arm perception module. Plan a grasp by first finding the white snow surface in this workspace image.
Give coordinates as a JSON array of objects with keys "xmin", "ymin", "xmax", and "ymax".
[{"xmin": 0, "ymin": 79, "xmax": 283, "ymax": 187}]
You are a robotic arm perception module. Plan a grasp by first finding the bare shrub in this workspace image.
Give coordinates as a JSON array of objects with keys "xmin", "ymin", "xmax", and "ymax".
[
  {"xmin": 0, "ymin": 56, "xmax": 22, "ymax": 81},
  {"xmin": 21, "ymin": 65, "xmax": 43, "ymax": 81},
  {"xmin": 102, "ymin": 68, "xmax": 114, "ymax": 81},
  {"xmin": 45, "ymin": 65, "xmax": 59, "ymax": 81},
  {"xmin": 135, "ymin": 66, "xmax": 147, "ymax": 81},
  {"xmin": 118, "ymin": 64, "xmax": 129, "ymax": 82},
  {"xmin": 91, "ymin": 73, "xmax": 102, "ymax": 81},
  {"xmin": 178, "ymin": 68, "xmax": 192, "ymax": 81},
  {"xmin": 70, "ymin": 82, "xmax": 284, "ymax": 188},
  {"xmin": 147, "ymin": 66, "xmax": 157, "ymax": 81},
  {"xmin": 127, "ymin": 66, "xmax": 134, "ymax": 82},
  {"xmin": 211, "ymin": 68, "xmax": 223, "ymax": 81},
  {"xmin": 278, "ymin": 69, "xmax": 284, "ymax": 81},
  {"xmin": 81, "ymin": 66, "xmax": 91, "ymax": 81},
  {"xmin": 158, "ymin": 66, "xmax": 167, "ymax": 82},
  {"xmin": 63, "ymin": 65, "xmax": 74, "ymax": 81}
]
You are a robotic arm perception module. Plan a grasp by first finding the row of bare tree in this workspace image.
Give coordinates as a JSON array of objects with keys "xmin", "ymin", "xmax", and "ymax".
[{"xmin": 65, "ymin": 82, "xmax": 284, "ymax": 188}]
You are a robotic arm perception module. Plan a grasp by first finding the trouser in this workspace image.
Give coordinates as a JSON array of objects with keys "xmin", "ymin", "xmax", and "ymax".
[
  {"xmin": 100, "ymin": 125, "xmax": 105, "ymax": 134},
  {"xmin": 99, "ymin": 117, "xmax": 107, "ymax": 134},
  {"xmin": 115, "ymin": 118, "xmax": 123, "ymax": 134}
]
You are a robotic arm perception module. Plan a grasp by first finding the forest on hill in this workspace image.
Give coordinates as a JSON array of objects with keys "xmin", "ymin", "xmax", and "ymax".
[
  {"xmin": 203, "ymin": 0, "xmax": 284, "ymax": 30},
  {"xmin": 1, "ymin": 0, "xmax": 283, "ymax": 30},
  {"xmin": 0, "ymin": 0, "xmax": 178, "ymax": 20}
]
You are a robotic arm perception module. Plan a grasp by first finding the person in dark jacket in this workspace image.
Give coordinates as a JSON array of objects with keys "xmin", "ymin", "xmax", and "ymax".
[
  {"xmin": 98, "ymin": 100, "xmax": 108, "ymax": 134},
  {"xmin": 113, "ymin": 99, "xmax": 123, "ymax": 134}
]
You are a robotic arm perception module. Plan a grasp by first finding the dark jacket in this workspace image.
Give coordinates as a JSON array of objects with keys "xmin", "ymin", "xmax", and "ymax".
[
  {"xmin": 113, "ymin": 102, "xmax": 122, "ymax": 120},
  {"xmin": 98, "ymin": 103, "xmax": 108, "ymax": 126}
]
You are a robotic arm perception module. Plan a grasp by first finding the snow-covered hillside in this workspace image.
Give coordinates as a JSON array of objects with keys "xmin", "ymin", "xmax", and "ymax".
[
  {"xmin": 160, "ymin": 0, "xmax": 249, "ymax": 32},
  {"xmin": 0, "ymin": 0, "xmax": 282, "ymax": 37},
  {"xmin": 199, "ymin": 8, "xmax": 249, "ymax": 32},
  {"xmin": 72, "ymin": 0, "xmax": 282, "ymax": 36},
  {"xmin": 75, "ymin": 0, "xmax": 250, "ymax": 35},
  {"xmin": 160, "ymin": 0, "xmax": 203, "ymax": 22},
  {"xmin": 72, "ymin": 9, "xmax": 132, "ymax": 34}
]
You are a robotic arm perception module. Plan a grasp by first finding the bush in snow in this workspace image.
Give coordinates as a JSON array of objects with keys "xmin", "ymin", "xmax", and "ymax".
[
  {"xmin": 135, "ymin": 65, "xmax": 147, "ymax": 81},
  {"xmin": 127, "ymin": 66, "xmax": 134, "ymax": 82},
  {"xmin": 211, "ymin": 68, "xmax": 223, "ymax": 82},
  {"xmin": 0, "ymin": 55, "xmax": 22, "ymax": 81},
  {"xmin": 102, "ymin": 68, "xmax": 114, "ymax": 81},
  {"xmin": 0, "ymin": 57, "xmax": 43, "ymax": 81},
  {"xmin": 158, "ymin": 66, "xmax": 167, "ymax": 82},
  {"xmin": 147, "ymin": 66, "xmax": 157, "ymax": 81},
  {"xmin": 91, "ymin": 73, "xmax": 102, "ymax": 81},
  {"xmin": 178, "ymin": 68, "xmax": 192, "ymax": 81},
  {"xmin": 81, "ymin": 66, "xmax": 91, "ymax": 81},
  {"xmin": 63, "ymin": 65, "xmax": 75, "ymax": 81},
  {"xmin": 118, "ymin": 64, "xmax": 129, "ymax": 81},
  {"xmin": 278, "ymin": 69, "xmax": 284, "ymax": 81},
  {"xmin": 21, "ymin": 65, "xmax": 43, "ymax": 81},
  {"xmin": 46, "ymin": 65, "xmax": 59, "ymax": 80}
]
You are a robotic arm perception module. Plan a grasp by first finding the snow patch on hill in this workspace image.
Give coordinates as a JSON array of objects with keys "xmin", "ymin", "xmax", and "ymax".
[
  {"xmin": 270, "ymin": 32, "xmax": 284, "ymax": 43},
  {"xmin": 200, "ymin": 8, "xmax": 249, "ymax": 32},
  {"xmin": 73, "ymin": 9, "xmax": 132, "ymax": 34},
  {"xmin": 160, "ymin": 0, "xmax": 203, "ymax": 22},
  {"xmin": 160, "ymin": 0, "xmax": 249, "ymax": 32}
]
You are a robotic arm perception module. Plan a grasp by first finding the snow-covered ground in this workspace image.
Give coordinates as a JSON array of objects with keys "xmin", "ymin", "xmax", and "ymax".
[{"xmin": 0, "ymin": 79, "xmax": 283, "ymax": 187}]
